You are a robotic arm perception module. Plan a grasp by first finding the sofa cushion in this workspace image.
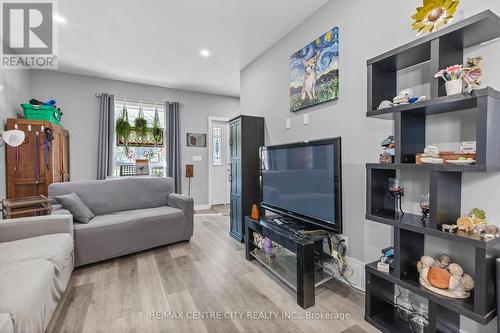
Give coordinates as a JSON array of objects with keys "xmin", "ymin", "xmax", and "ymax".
[
  {"xmin": 0, "ymin": 260, "xmax": 67, "ymax": 333},
  {"xmin": 0, "ymin": 233, "xmax": 73, "ymax": 271},
  {"xmin": 49, "ymin": 178, "xmax": 175, "ymax": 215},
  {"xmin": 55, "ymin": 192, "xmax": 95, "ymax": 223},
  {"xmin": 72, "ymin": 206, "xmax": 186, "ymax": 266},
  {"xmin": 74, "ymin": 205, "xmax": 184, "ymax": 230}
]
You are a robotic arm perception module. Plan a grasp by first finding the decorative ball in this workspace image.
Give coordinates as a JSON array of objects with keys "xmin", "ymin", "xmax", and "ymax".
[
  {"xmin": 427, "ymin": 267, "xmax": 451, "ymax": 289},
  {"xmin": 448, "ymin": 263, "xmax": 464, "ymax": 277}
]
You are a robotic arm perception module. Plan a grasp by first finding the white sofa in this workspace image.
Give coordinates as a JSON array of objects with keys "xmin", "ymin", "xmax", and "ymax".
[{"xmin": 0, "ymin": 215, "xmax": 74, "ymax": 333}]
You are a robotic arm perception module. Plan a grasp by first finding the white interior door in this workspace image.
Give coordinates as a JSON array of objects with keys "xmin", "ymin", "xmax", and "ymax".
[{"xmin": 210, "ymin": 120, "xmax": 230, "ymax": 205}]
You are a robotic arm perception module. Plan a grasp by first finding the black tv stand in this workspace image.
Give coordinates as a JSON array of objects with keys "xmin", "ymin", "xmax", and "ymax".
[{"xmin": 244, "ymin": 215, "xmax": 335, "ymax": 309}]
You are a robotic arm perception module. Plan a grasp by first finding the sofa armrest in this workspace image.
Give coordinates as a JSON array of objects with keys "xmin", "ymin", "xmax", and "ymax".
[
  {"xmin": 167, "ymin": 193, "xmax": 194, "ymax": 237},
  {"xmin": 0, "ymin": 313, "xmax": 13, "ymax": 333},
  {"xmin": 0, "ymin": 215, "xmax": 73, "ymax": 243}
]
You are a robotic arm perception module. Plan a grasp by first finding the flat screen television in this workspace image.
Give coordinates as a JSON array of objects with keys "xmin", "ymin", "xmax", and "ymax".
[{"xmin": 260, "ymin": 137, "xmax": 342, "ymax": 233}]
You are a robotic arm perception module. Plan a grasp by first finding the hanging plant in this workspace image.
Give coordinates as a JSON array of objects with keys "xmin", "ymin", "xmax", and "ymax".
[
  {"xmin": 116, "ymin": 100, "xmax": 132, "ymax": 154},
  {"xmin": 152, "ymin": 103, "xmax": 162, "ymax": 146},
  {"xmin": 134, "ymin": 101, "xmax": 149, "ymax": 143}
]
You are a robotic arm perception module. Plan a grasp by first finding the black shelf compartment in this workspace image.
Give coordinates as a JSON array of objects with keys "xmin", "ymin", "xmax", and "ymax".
[
  {"xmin": 368, "ymin": 87, "xmax": 500, "ymax": 168},
  {"xmin": 366, "ymin": 266, "xmax": 458, "ymax": 332},
  {"xmin": 366, "ymin": 260, "xmax": 495, "ymax": 325},
  {"xmin": 366, "ymin": 164, "xmax": 500, "ymax": 248},
  {"xmin": 365, "ymin": 272, "xmax": 414, "ymax": 333},
  {"xmin": 367, "ymin": 87, "xmax": 500, "ymax": 119},
  {"xmin": 367, "ymin": 10, "xmax": 500, "ymax": 112},
  {"xmin": 366, "ymin": 163, "xmax": 499, "ymax": 173}
]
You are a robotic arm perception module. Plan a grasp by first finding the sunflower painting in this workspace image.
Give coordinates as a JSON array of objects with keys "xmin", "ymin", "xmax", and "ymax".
[
  {"xmin": 290, "ymin": 27, "xmax": 339, "ymax": 112},
  {"xmin": 411, "ymin": 0, "xmax": 460, "ymax": 35}
]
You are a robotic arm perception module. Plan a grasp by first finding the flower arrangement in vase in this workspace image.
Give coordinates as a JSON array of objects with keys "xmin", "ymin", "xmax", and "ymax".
[
  {"xmin": 434, "ymin": 57, "xmax": 483, "ymax": 96},
  {"xmin": 434, "ymin": 65, "xmax": 464, "ymax": 96}
]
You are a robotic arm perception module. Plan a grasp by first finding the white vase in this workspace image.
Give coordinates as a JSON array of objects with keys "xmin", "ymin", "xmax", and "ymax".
[{"xmin": 445, "ymin": 80, "xmax": 463, "ymax": 96}]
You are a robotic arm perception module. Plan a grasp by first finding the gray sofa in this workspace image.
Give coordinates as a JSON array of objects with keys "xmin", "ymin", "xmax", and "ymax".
[
  {"xmin": 0, "ymin": 215, "xmax": 74, "ymax": 333},
  {"xmin": 49, "ymin": 177, "xmax": 194, "ymax": 267}
]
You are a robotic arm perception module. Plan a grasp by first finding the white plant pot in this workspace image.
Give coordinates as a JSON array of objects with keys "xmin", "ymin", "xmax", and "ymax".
[{"xmin": 445, "ymin": 80, "xmax": 463, "ymax": 96}]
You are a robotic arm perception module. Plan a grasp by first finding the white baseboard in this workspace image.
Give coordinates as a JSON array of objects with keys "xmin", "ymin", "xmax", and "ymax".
[{"xmin": 194, "ymin": 204, "xmax": 211, "ymax": 211}]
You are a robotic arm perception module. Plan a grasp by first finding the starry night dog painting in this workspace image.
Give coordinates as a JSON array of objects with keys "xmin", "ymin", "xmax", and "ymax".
[{"xmin": 290, "ymin": 27, "xmax": 339, "ymax": 112}]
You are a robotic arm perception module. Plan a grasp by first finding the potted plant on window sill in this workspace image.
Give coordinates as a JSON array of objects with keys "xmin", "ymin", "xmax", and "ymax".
[{"xmin": 116, "ymin": 102, "xmax": 132, "ymax": 154}]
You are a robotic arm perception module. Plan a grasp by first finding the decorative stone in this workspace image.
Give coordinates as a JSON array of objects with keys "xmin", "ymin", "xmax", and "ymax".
[
  {"xmin": 448, "ymin": 275, "xmax": 461, "ymax": 291},
  {"xmin": 448, "ymin": 263, "xmax": 464, "ymax": 276},
  {"xmin": 438, "ymin": 254, "xmax": 451, "ymax": 267},
  {"xmin": 463, "ymin": 273, "xmax": 475, "ymax": 291},
  {"xmin": 378, "ymin": 100, "xmax": 393, "ymax": 109},
  {"xmin": 420, "ymin": 256, "xmax": 435, "ymax": 267},
  {"xmin": 427, "ymin": 267, "xmax": 451, "ymax": 289}
]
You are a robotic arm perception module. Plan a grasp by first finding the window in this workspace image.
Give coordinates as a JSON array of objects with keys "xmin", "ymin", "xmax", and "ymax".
[
  {"xmin": 213, "ymin": 126, "xmax": 222, "ymax": 166},
  {"xmin": 113, "ymin": 99, "xmax": 166, "ymax": 177}
]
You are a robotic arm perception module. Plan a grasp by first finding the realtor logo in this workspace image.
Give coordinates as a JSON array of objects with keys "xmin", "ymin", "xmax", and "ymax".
[{"xmin": 1, "ymin": 0, "xmax": 58, "ymax": 68}]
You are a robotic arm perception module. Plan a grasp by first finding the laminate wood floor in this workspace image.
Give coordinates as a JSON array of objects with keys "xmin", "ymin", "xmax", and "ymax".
[{"xmin": 47, "ymin": 215, "xmax": 379, "ymax": 333}]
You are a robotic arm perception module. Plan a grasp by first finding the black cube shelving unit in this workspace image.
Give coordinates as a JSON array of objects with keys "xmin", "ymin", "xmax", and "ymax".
[{"xmin": 365, "ymin": 11, "xmax": 500, "ymax": 332}]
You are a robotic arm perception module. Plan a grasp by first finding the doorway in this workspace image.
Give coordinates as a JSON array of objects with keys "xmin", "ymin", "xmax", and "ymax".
[{"xmin": 208, "ymin": 117, "xmax": 230, "ymax": 206}]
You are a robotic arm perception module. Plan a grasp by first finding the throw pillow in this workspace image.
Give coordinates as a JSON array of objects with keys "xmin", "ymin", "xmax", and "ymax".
[{"xmin": 55, "ymin": 192, "xmax": 95, "ymax": 223}]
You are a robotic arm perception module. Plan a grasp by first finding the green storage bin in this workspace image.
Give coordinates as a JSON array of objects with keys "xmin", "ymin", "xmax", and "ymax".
[{"xmin": 21, "ymin": 104, "xmax": 62, "ymax": 125}]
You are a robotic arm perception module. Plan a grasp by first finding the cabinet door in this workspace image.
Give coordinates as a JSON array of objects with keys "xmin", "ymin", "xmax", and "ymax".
[
  {"xmin": 230, "ymin": 196, "xmax": 242, "ymax": 240},
  {"xmin": 6, "ymin": 122, "xmax": 47, "ymax": 198},
  {"xmin": 230, "ymin": 120, "xmax": 241, "ymax": 159},
  {"xmin": 62, "ymin": 130, "xmax": 70, "ymax": 181},
  {"xmin": 51, "ymin": 127, "xmax": 63, "ymax": 184},
  {"xmin": 230, "ymin": 160, "xmax": 241, "ymax": 195}
]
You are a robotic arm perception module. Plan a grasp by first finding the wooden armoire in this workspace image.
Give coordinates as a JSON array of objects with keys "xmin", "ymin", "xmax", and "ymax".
[{"xmin": 6, "ymin": 119, "xmax": 70, "ymax": 199}]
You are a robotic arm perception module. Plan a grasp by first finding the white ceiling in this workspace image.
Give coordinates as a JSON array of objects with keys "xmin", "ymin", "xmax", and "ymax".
[{"xmin": 55, "ymin": 0, "xmax": 328, "ymax": 97}]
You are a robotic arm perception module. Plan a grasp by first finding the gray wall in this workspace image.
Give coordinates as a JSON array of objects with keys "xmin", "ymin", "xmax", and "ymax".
[
  {"xmin": 31, "ymin": 70, "xmax": 239, "ymax": 205},
  {"xmin": 241, "ymin": 1, "xmax": 500, "ymax": 331},
  {"xmin": 0, "ymin": 70, "xmax": 32, "ymax": 200}
]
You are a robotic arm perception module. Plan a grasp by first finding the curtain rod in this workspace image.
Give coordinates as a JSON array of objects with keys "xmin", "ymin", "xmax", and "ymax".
[{"xmin": 95, "ymin": 93, "xmax": 184, "ymax": 107}]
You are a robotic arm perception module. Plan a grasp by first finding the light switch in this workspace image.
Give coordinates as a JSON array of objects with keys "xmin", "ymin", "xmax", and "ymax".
[
  {"xmin": 285, "ymin": 118, "xmax": 291, "ymax": 129},
  {"xmin": 303, "ymin": 113, "xmax": 309, "ymax": 125},
  {"xmin": 192, "ymin": 156, "xmax": 202, "ymax": 162}
]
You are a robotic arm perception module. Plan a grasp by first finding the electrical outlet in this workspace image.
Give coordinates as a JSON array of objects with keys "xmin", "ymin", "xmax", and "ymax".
[{"xmin": 338, "ymin": 235, "xmax": 348, "ymax": 251}]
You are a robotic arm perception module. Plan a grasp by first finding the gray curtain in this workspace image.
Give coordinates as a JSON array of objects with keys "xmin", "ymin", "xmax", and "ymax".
[
  {"xmin": 97, "ymin": 93, "xmax": 114, "ymax": 180},
  {"xmin": 167, "ymin": 102, "xmax": 182, "ymax": 193}
]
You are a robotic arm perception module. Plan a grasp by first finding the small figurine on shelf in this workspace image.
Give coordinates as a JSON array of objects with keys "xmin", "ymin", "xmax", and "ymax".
[
  {"xmin": 463, "ymin": 57, "xmax": 482, "ymax": 93},
  {"xmin": 419, "ymin": 145, "xmax": 444, "ymax": 164},
  {"xmin": 388, "ymin": 178, "xmax": 405, "ymax": 216},
  {"xmin": 379, "ymin": 135, "xmax": 395, "ymax": 164},
  {"xmin": 457, "ymin": 208, "xmax": 487, "ymax": 233},
  {"xmin": 377, "ymin": 246, "xmax": 394, "ymax": 273}
]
